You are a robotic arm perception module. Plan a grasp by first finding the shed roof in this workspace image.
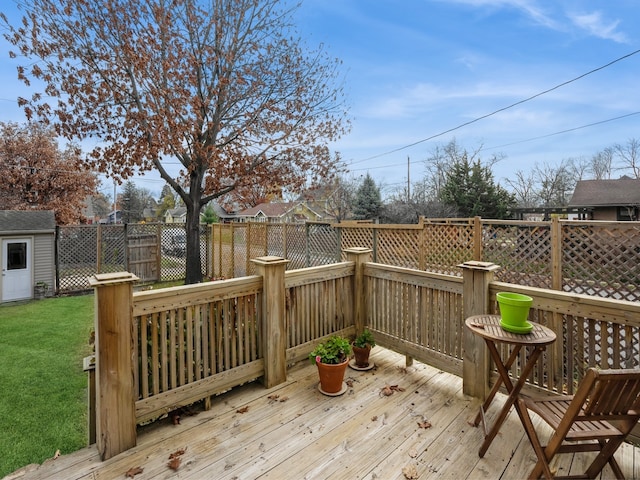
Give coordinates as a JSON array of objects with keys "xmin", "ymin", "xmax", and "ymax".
[
  {"xmin": 0, "ymin": 210, "xmax": 56, "ymax": 234},
  {"xmin": 568, "ymin": 178, "xmax": 640, "ymax": 207}
]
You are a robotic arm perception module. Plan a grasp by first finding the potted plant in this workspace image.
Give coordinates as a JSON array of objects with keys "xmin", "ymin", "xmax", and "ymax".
[
  {"xmin": 351, "ymin": 329, "xmax": 376, "ymax": 369},
  {"xmin": 309, "ymin": 335, "xmax": 352, "ymax": 396}
]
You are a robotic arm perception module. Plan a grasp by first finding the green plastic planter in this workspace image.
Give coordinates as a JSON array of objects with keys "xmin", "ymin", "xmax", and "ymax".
[{"xmin": 497, "ymin": 292, "xmax": 533, "ymax": 334}]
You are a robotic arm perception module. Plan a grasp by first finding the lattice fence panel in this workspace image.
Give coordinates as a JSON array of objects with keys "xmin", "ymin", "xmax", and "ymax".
[
  {"xmin": 160, "ymin": 225, "xmax": 187, "ymax": 282},
  {"xmin": 376, "ymin": 229, "xmax": 421, "ymax": 269},
  {"xmin": 265, "ymin": 223, "xmax": 285, "ymax": 258},
  {"xmin": 306, "ymin": 223, "xmax": 339, "ymax": 267},
  {"xmin": 58, "ymin": 225, "xmax": 103, "ymax": 292},
  {"xmin": 562, "ymin": 223, "xmax": 640, "ymax": 301},
  {"xmin": 248, "ymin": 223, "xmax": 268, "ymax": 274},
  {"xmin": 422, "ymin": 223, "xmax": 474, "ymax": 275},
  {"xmin": 231, "ymin": 224, "xmax": 250, "ymax": 277},
  {"xmin": 282, "ymin": 224, "xmax": 307, "ymax": 269},
  {"xmin": 340, "ymin": 227, "xmax": 373, "ymax": 260},
  {"xmin": 484, "ymin": 223, "xmax": 552, "ymax": 288}
]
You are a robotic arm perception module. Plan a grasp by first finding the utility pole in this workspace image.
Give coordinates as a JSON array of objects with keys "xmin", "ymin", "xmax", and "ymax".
[{"xmin": 407, "ymin": 156, "xmax": 410, "ymax": 202}]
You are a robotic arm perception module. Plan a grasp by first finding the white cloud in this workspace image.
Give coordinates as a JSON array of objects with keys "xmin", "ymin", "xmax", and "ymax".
[{"xmin": 568, "ymin": 11, "xmax": 628, "ymax": 43}]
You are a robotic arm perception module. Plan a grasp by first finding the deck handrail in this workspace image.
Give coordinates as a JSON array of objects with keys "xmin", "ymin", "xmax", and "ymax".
[{"xmin": 89, "ymin": 251, "xmax": 640, "ymax": 459}]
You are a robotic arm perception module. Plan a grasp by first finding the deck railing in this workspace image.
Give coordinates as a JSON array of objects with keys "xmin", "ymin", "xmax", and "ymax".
[{"xmin": 88, "ymin": 249, "xmax": 640, "ymax": 460}]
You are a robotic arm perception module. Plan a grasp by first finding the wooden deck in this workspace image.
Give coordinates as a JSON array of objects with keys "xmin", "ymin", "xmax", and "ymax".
[{"xmin": 7, "ymin": 348, "xmax": 640, "ymax": 480}]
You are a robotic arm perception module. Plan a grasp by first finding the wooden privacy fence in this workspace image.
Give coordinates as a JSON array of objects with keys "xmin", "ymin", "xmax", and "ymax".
[
  {"xmin": 211, "ymin": 217, "xmax": 640, "ymax": 302},
  {"xmin": 88, "ymin": 250, "xmax": 640, "ymax": 460}
]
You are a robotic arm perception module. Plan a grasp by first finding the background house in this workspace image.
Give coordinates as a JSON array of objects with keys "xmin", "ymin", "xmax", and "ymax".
[
  {"xmin": 164, "ymin": 202, "xmax": 234, "ymax": 224},
  {"xmin": 0, "ymin": 210, "xmax": 56, "ymax": 302},
  {"xmin": 235, "ymin": 202, "xmax": 322, "ymax": 223},
  {"xmin": 568, "ymin": 177, "xmax": 640, "ymax": 221}
]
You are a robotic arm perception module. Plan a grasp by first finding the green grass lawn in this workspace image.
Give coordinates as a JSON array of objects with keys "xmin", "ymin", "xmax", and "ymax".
[{"xmin": 0, "ymin": 295, "xmax": 94, "ymax": 477}]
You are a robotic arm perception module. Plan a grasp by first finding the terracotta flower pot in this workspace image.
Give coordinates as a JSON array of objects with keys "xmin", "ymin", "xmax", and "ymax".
[
  {"xmin": 316, "ymin": 358, "xmax": 349, "ymax": 394},
  {"xmin": 352, "ymin": 344, "xmax": 372, "ymax": 368}
]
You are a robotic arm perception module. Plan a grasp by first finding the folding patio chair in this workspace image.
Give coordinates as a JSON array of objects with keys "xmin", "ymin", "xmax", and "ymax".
[{"xmin": 518, "ymin": 367, "xmax": 640, "ymax": 479}]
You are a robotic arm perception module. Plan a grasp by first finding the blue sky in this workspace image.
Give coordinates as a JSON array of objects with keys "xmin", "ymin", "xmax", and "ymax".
[{"xmin": 1, "ymin": 0, "xmax": 639, "ymax": 198}]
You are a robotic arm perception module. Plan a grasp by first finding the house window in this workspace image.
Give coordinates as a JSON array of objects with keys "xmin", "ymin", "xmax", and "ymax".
[
  {"xmin": 7, "ymin": 242, "xmax": 27, "ymax": 270},
  {"xmin": 617, "ymin": 207, "xmax": 637, "ymax": 221}
]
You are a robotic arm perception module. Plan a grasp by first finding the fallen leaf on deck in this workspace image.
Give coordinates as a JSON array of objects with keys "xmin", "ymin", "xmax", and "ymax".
[
  {"xmin": 236, "ymin": 406, "xmax": 249, "ymax": 413},
  {"xmin": 167, "ymin": 457, "xmax": 181, "ymax": 471},
  {"xmin": 381, "ymin": 384, "xmax": 405, "ymax": 396},
  {"xmin": 408, "ymin": 448, "xmax": 418, "ymax": 458},
  {"xmin": 402, "ymin": 464, "xmax": 419, "ymax": 479},
  {"xmin": 169, "ymin": 447, "xmax": 187, "ymax": 459},
  {"xmin": 278, "ymin": 396, "xmax": 289, "ymax": 402},
  {"xmin": 53, "ymin": 449, "xmax": 61, "ymax": 460},
  {"xmin": 267, "ymin": 394, "xmax": 280, "ymax": 401},
  {"xmin": 371, "ymin": 415, "xmax": 378, "ymax": 421},
  {"xmin": 417, "ymin": 420, "xmax": 432, "ymax": 429},
  {"xmin": 125, "ymin": 466, "xmax": 144, "ymax": 477}
]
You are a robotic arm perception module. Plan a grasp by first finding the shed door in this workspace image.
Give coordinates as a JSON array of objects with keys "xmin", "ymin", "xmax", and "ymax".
[{"xmin": 2, "ymin": 238, "xmax": 32, "ymax": 301}]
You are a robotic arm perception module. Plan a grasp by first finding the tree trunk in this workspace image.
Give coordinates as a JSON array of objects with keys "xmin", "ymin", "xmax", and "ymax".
[{"xmin": 185, "ymin": 187, "xmax": 203, "ymax": 284}]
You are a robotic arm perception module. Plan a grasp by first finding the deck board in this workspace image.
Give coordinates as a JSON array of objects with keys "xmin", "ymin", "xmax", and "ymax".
[{"xmin": 5, "ymin": 348, "xmax": 640, "ymax": 480}]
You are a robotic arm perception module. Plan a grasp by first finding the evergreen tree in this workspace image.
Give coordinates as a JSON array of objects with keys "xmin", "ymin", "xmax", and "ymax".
[
  {"xmin": 202, "ymin": 204, "xmax": 219, "ymax": 224},
  {"xmin": 440, "ymin": 155, "xmax": 515, "ymax": 219},
  {"xmin": 352, "ymin": 174, "xmax": 382, "ymax": 220}
]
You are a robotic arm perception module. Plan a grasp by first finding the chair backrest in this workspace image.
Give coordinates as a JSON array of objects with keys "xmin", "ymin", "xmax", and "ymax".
[{"xmin": 575, "ymin": 368, "xmax": 640, "ymax": 421}]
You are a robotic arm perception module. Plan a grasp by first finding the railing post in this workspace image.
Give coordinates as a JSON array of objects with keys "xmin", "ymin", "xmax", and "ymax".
[
  {"xmin": 344, "ymin": 247, "xmax": 372, "ymax": 336},
  {"xmin": 459, "ymin": 261, "xmax": 500, "ymax": 399},
  {"xmin": 88, "ymin": 271, "xmax": 139, "ymax": 460},
  {"xmin": 252, "ymin": 256, "xmax": 289, "ymax": 388}
]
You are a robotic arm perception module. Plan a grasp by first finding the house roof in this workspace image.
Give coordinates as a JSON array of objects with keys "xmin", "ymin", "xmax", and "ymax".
[
  {"xmin": 0, "ymin": 210, "xmax": 56, "ymax": 234},
  {"xmin": 569, "ymin": 178, "xmax": 640, "ymax": 207},
  {"xmin": 236, "ymin": 202, "xmax": 298, "ymax": 218},
  {"xmin": 166, "ymin": 202, "xmax": 234, "ymax": 220}
]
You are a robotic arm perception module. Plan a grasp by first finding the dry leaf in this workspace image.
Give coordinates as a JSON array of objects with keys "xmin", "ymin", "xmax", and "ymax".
[
  {"xmin": 171, "ymin": 412, "xmax": 181, "ymax": 425},
  {"xmin": 125, "ymin": 466, "xmax": 144, "ymax": 477},
  {"xmin": 53, "ymin": 449, "xmax": 61, "ymax": 460},
  {"xmin": 169, "ymin": 447, "xmax": 187, "ymax": 459},
  {"xmin": 371, "ymin": 415, "xmax": 378, "ymax": 421},
  {"xmin": 408, "ymin": 448, "xmax": 418, "ymax": 458},
  {"xmin": 267, "ymin": 394, "xmax": 279, "ymax": 401},
  {"xmin": 417, "ymin": 420, "xmax": 432, "ymax": 429},
  {"xmin": 279, "ymin": 396, "xmax": 289, "ymax": 402},
  {"xmin": 381, "ymin": 384, "xmax": 405, "ymax": 396},
  {"xmin": 236, "ymin": 406, "xmax": 249, "ymax": 414},
  {"xmin": 402, "ymin": 464, "xmax": 419, "ymax": 479},
  {"xmin": 167, "ymin": 457, "xmax": 181, "ymax": 471}
]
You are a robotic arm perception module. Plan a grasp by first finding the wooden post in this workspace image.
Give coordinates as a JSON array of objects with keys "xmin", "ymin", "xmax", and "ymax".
[
  {"xmin": 83, "ymin": 356, "xmax": 96, "ymax": 445},
  {"xmin": 459, "ymin": 261, "xmax": 500, "ymax": 399},
  {"xmin": 88, "ymin": 272, "xmax": 138, "ymax": 460},
  {"xmin": 344, "ymin": 247, "xmax": 372, "ymax": 336},
  {"xmin": 251, "ymin": 256, "xmax": 289, "ymax": 388}
]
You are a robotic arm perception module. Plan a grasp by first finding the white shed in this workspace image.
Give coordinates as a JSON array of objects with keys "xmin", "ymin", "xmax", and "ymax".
[{"xmin": 0, "ymin": 210, "xmax": 56, "ymax": 302}]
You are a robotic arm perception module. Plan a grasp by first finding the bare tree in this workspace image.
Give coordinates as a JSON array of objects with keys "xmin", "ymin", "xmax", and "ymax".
[
  {"xmin": 533, "ymin": 161, "xmax": 575, "ymax": 207},
  {"xmin": 504, "ymin": 170, "xmax": 539, "ymax": 208},
  {"xmin": 590, "ymin": 147, "xmax": 614, "ymax": 180},
  {"xmin": 614, "ymin": 138, "xmax": 640, "ymax": 179},
  {"xmin": 3, "ymin": 0, "xmax": 350, "ymax": 283}
]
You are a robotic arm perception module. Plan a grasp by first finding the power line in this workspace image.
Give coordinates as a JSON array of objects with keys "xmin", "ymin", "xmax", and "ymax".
[
  {"xmin": 348, "ymin": 110, "xmax": 640, "ymax": 173},
  {"xmin": 348, "ymin": 48, "xmax": 640, "ymax": 166}
]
